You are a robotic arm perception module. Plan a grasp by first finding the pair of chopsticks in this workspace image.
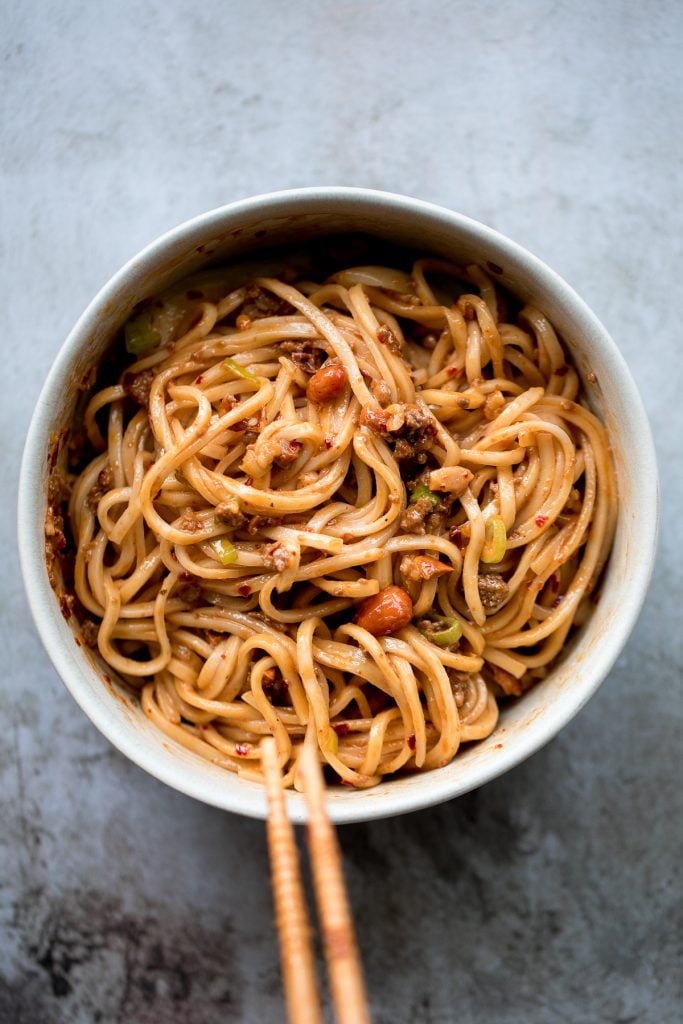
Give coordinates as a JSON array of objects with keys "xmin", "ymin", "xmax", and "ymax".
[{"xmin": 262, "ymin": 739, "xmax": 371, "ymax": 1024}]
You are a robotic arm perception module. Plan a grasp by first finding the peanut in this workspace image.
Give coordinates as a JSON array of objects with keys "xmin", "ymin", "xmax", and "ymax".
[
  {"xmin": 354, "ymin": 585, "xmax": 413, "ymax": 637},
  {"xmin": 399, "ymin": 554, "xmax": 453, "ymax": 582},
  {"xmin": 359, "ymin": 404, "xmax": 388, "ymax": 432},
  {"xmin": 428, "ymin": 465, "xmax": 473, "ymax": 497},
  {"xmin": 306, "ymin": 363, "xmax": 347, "ymax": 403}
]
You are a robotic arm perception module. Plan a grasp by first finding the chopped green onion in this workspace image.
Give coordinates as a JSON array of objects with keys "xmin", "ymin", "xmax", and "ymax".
[
  {"xmin": 410, "ymin": 483, "xmax": 441, "ymax": 507},
  {"xmin": 124, "ymin": 287, "xmax": 199, "ymax": 356},
  {"xmin": 212, "ymin": 537, "xmax": 238, "ymax": 566},
  {"xmin": 419, "ymin": 614, "xmax": 463, "ymax": 647},
  {"xmin": 481, "ymin": 514, "xmax": 507, "ymax": 564},
  {"xmin": 124, "ymin": 312, "xmax": 162, "ymax": 355},
  {"xmin": 223, "ymin": 358, "xmax": 258, "ymax": 381},
  {"xmin": 430, "ymin": 620, "xmax": 462, "ymax": 646}
]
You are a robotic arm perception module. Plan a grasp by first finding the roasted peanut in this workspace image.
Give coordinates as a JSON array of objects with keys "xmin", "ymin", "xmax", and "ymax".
[
  {"xmin": 428, "ymin": 465, "xmax": 473, "ymax": 496},
  {"xmin": 399, "ymin": 554, "xmax": 453, "ymax": 582},
  {"xmin": 353, "ymin": 585, "xmax": 413, "ymax": 637},
  {"xmin": 359, "ymin": 404, "xmax": 388, "ymax": 432},
  {"xmin": 306, "ymin": 363, "xmax": 347, "ymax": 403},
  {"xmin": 484, "ymin": 389, "xmax": 505, "ymax": 420},
  {"xmin": 370, "ymin": 378, "xmax": 391, "ymax": 405},
  {"xmin": 384, "ymin": 404, "xmax": 406, "ymax": 431}
]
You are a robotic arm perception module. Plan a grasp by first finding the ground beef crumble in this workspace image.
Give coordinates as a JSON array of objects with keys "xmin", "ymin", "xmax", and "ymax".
[
  {"xmin": 45, "ymin": 504, "xmax": 67, "ymax": 590},
  {"xmin": 178, "ymin": 508, "xmax": 204, "ymax": 532},
  {"xmin": 87, "ymin": 466, "xmax": 113, "ymax": 512},
  {"xmin": 214, "ymin": 499, "xmax": 246, "ymax": 528},
  {"xmin": 399, "ymin": 494, "xmax": 451, "ymax": 536},
  {"xmin": 478, "ymin": 573, "xmax": 509, "ymax": 609},
  {"xmin": 280, "ymin": 340, "xmax": 327, "ymax": 374},
  {"xmin": 81, "ymin": 619, "xmax": 100, "ymax": 647},
  {"xmin": 360, "ymin": 402, "xmax": 436, "ymax": 462},
  {"xmin": 246, "ymin": 514, "xmax": 281, "ymax": 535},
  {"xmin": 376, "ymin": 324, "xmax": 402, "ymax": 353},
  {"xmin": 261, "ymin": 665, "xmax": 289, "ymax": 705},
  {"xmin": 263, "ymin": 543, "xmax": 295, "ymax": 572},
  {"xmin": 240, "ymin": 285, "xmax": 294, "ymax": 321},
  {"xmin": 123, "ymin": 368, "xmax": 155, "ymax": 406},
  {"xmin": 399, "ymin": 499, "xmax": 435, "ymax": 535}
]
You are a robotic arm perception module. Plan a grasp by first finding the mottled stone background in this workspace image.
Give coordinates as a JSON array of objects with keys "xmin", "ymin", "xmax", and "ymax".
[{"xmin": 1, "ymin": 2, "xmax": 681, "ymax": 1021}]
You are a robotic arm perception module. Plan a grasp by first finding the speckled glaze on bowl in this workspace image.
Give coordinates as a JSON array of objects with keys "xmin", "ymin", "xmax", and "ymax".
[{"xmin": 18, "ymin": 188, "xmax": 658, "ymax": 823}]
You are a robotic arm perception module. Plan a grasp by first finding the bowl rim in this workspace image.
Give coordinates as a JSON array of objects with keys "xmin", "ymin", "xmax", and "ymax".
[{"xmin": 18, "ymin": 186, "xmax": 659, "ymax": 823}]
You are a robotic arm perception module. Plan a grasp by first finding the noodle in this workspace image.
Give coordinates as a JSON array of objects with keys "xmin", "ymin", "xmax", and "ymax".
[{"xmin": 62, "ymin": 256, "xmax": 617, "ymax": 790}]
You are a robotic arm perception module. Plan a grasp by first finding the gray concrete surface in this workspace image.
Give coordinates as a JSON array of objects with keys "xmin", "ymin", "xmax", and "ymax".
[{"xmin": 2, "ymin": 1, "xmax": 682, "ymax": 1021}]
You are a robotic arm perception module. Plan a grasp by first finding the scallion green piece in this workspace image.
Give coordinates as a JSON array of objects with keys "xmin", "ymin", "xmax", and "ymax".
[
  {"xmin": 409, "ymin": 483, "xmax": 441, "ymax": 507},
  {"xmin": 419, "ymin": 614, "xmax": 463, "ymax": 647},
  {"xmin": 481, "ymin": 514, "xmax": 507, "ymax": 564},
  {"xmin": 212, "ymin": 537, "xmax": 238, "ymax": 566},
  {"xmin": 223, "ymin": 358, "xmax": 258, "ymax": 381},
  {"xmin": 124, "ymin": 312, "xmax": 162, "ymax": 355},
  {"xmin": 429, "ymin": 620, "xmax": 463, "ymax": 646}
]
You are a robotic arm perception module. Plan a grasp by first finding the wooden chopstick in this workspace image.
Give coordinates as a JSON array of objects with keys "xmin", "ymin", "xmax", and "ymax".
[
  {"xmin": 262, "ymin": 738, "xmax": 322, "ymax": 1024},
  {"xmin": 298, "ymin": 743, "xmax": 371, "ymax": 1024},
  {"xmin": 262, "ymin": 738, "xmax": 371, "ymax": 1024}
]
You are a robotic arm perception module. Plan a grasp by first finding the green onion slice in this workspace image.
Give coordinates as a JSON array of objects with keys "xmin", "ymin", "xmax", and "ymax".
[
  {"xmin": 124, "ymin": 289, "xmax": 197, "ymax": 356},
  {"xmin": 481, "ymin": 514, "xmax": 507, "ymax": 564},
  {"xmin": 223, "ymin": 358, "xmax": 258, "ymax": 381},
  {"xmin": 419, "ymin": 614, "xmax": 463, "ymax": 647},
  {"xmin": 124, "ymin": 312, "xmax": 162, "ymax": 355},
  {"xmin": 211, "ymin": 537, "xmax": 238, "ymax": 566},
  {"xmin": 409, "ymin": 483, "xmax": 441, "ymax": 507},
  {"xmin": 430, "ymin": 621, "xmax": 463, "ymax": 646}
]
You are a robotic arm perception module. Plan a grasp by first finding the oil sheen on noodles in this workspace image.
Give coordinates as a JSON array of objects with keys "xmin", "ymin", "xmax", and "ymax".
[{"xmin": 68, "ymin": 258, "xmax": 616, "ymax": 790}]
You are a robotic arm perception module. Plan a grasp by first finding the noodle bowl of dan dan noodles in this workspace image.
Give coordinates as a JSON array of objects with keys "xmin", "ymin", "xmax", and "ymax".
[{"xmin": 21, "ymin": 190, "xmax": 657, "ymax": 821}]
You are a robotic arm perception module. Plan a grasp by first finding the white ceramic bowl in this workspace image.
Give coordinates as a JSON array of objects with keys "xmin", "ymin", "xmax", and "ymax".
[{"xmin": 18, "ymin": 188, "xmax": 658, "ymax": 823}]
